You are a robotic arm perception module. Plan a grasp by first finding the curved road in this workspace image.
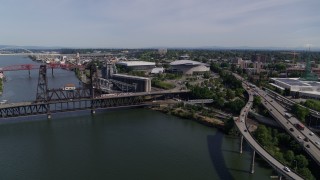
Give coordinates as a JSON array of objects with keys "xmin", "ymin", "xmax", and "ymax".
[{"xmin": 234, "ymin": 75, "xmax": 303, "ymax": 180}]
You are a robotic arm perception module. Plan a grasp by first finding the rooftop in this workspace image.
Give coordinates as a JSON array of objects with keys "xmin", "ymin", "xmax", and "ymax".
[
  {"xmin": 170, "ymin": 60, "xmax": 209, "ymax": 66},
  {"xmin": 112, "ymin": 73, "xmax": 150, "ymax": 80},
  {"xmin": 272, "ymin": 78, "xmax": 320, "ymax": 87},
  {"xmin": 116, "ymin": 61, "xmax": 155, "ymax": 67}
]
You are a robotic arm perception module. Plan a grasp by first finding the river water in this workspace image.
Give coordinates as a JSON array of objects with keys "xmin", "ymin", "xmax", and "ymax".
[{"xmin": 0, "ymin": 55, "xmax": 274, "ymax": 179}]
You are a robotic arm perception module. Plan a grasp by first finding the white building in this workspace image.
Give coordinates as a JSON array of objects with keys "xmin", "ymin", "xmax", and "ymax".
[
  {"xmin": 169, "ymin": 60, "xmax": 210, "ymax": 75},
  {"xmin": 151, "ymin": 67, "xmax": 164, "ymax": 74}
]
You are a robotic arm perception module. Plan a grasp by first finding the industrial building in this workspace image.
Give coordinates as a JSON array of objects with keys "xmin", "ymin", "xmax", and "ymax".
[
  {"xmin": 169, "ymin": 60, "xmax": 210, "ymax": 75},
  {"xmin": 112, "ymin": 74, "xmax": 151, "ymax": 92},
  {"xmin": 116, "ymin": 61, "xmax": 156, "ymax": 71},
  {"xmin": 270, "ymin": 78, "xmax": 320, "ymax": 99}
]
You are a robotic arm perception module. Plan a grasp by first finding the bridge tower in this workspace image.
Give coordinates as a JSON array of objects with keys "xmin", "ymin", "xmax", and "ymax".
[
  {"xmin": 101, "ymin": 62, "xmax": 117, "ymax": 79},
  {"xmin": 89, "ymin": 64, "xmax": 99, "ymax": 114},
  {"xmin": 36, "ymin": 65, "xmax": 48, "ymax": 102},
  {"xmin": 36, "ymin": 65, "xmax": 51, "ymax": 118}
]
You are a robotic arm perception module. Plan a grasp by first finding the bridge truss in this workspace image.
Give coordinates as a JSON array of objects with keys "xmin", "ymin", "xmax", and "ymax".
[
  {"xmin": 0, "ymin": 63, "xmax": 190, "ymax": 119},
  {"xmin": 0, "ymin": 96, "xmax": 146, "ymax": 118}
]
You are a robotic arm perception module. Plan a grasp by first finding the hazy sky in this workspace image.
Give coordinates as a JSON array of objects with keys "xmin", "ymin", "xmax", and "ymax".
[{"xmin": 0, "ymin": 0, "xmax": 319, "ymax": 48}]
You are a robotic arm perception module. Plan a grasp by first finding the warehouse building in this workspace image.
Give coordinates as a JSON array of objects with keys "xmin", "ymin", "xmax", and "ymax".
[
  {"xmin": 112, "ymin": 74, "xmax": 151, "ymax": 92},
  {"xmin": 116, "ymin": 61, "xmax": 156, "ymax": 71},
  {"xmin": 270, "ymin": 78, "xmax": 320, "ymax": 99}
]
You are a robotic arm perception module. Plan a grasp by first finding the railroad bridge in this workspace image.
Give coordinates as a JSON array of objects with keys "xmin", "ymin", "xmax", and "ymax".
[{"xmin": 0, "ymin": 64, "xmax": 189, "ymax": 119}]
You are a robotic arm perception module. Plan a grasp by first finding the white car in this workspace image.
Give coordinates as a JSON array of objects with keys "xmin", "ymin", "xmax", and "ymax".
[
  {"xmin": 298, "ymin": 136, "xmax": 302, "ymax": 139},
  {"xmin": 315, "ymin": 141, "xmax": 320, "ymax": 145},
  {"xmin": 284, "ymin": 166, "xmax": 291, "ymax": 172},
  {"xmin": 309, "ymin": 132, "xmax": 314, "ymax": 136}
]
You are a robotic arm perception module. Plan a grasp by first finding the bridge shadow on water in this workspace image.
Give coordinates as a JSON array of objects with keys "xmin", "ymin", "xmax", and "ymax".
[
  {"xmin": 207, "ymin": 133, "xmax": 235, "ymax": 180},
  {"xmin": 207, "ymin": 133, "xmax": 253, "ymax": 180}
]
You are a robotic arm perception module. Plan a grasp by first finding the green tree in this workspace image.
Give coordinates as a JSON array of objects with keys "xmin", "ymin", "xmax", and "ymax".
[
  {"xmin": 216, "ymin": 97, "xmax": 225, "ymax": 108},
  {"xmin": 284, "ymin": 150, "xmax": 295, "ymax": 164},
  {"xmin": 304, "ymin": 99, "xmax": 320, "ymax": 112},
  {"xmin": 274, "ymin": 63, "xmax": 286, "ymax": 71},
  {"xmin": 235, "ymin": 88, "xmax": 244, "ymax": 97},
  {"xmin": 253, "ymin": 96, "xmax": 262, "ymax": 107},
  {"xmin": 291, "ymin": 104, "xmax": 310, "ymax": 122},
  {"xmin": 224, "ymin": 118, "xmax": 235, "ymax": 135},
  {"xmin": 254, "ymin": 125, "xmax": 273, "ymax": 147},
  {"xmin": 225, "ymin": 99, "xmax": 245, "ymax": 114},
  {"xmin": 226, "ymin": 89, "xmax": 235, "ymax": 100},
  {"xmin": 203, "ymin": 71, "xmax": 211, "ymax": 79},
  {"xmin": 190, "ymin": 85, "xmax": 213, "ymax": 99},
  {"xmin": 298, "ymin": 168, "xmax": 314, "ymax": 180},
  {"xmin": 295, "ymin": 154, "xmax": 309, "ymax": 168}
]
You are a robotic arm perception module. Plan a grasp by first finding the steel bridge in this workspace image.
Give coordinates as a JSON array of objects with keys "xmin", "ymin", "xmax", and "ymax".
[
  {"xmin": 0, "ymin": 64, "xmax": 189, "ymax": 119},
  {"xmin": 0, "ymin": 91, "xmax": 188, "ymax": 119}
]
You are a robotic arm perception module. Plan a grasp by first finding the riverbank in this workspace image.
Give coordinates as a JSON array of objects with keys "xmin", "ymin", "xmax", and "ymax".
[{"xmin": 151, "ymin": 104, "xmax": 226, "ymax": 130}]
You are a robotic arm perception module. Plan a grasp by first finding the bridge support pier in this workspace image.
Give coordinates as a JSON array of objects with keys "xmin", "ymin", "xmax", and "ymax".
[
  {"xmin": 28, "ymin": 69, "xmax": 31, "ymax": 77},
  {"xmin": 240, "ymin": 135, "xmax": 244, "ymax": 154},
  {"xmin": 250, "ymin": 150, "xmax": 255, "ymax": 174}
]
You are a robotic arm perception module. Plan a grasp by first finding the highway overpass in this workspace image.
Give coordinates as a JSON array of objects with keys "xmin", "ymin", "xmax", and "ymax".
[{"xmin": 234, "ymin": 80, "xmax": 303, "ymax": 180}]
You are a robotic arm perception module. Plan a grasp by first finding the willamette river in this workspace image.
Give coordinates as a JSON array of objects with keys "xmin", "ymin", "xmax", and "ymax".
[{"xmin": 0, "ymin": 55, "xmax": 274, "ymax": 179}]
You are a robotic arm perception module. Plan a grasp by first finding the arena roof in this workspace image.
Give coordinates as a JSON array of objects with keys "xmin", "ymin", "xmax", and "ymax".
[
  {"xmin": 276, "ymin": 78, "xmax": 307, "ymax": 86},
  {"xmin": 170, "ymin": 60, "xmax": 209, "ymax": 66},
  {"xmin": 116, "ymin": 61, "xmax": 155, "ymax": 67}
]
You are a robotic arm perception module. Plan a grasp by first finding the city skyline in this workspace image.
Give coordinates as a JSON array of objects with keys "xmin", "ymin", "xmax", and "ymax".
[{"xmin": 0, "ymin": 0, "xmax": 319, "ymax": 48}]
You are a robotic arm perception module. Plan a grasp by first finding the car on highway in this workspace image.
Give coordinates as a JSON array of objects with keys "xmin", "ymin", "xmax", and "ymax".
[
  {"xmin": 289, "ymin": 128, "xmax": 294, "ymax": 132},
  {"xmin": 306, "ymin": 144, "xmax": 310, "ymax": 148},
  {"xmin": 315, "ymin": 141, "xmax": 320, "ymax": 145},
  {"xmin": 297, "ymin": 135, "xmax": 302, "ymax": 139},
  {"xmin": 270, "ymin": 100, "xmax": 273, "ymax": 102},
  {"xmin": 304, "ymin": 137, "xmax": 309, "ymax": 142},
  {"xmin": 309, "ymin": 132, "xmax": 314, "ymax": 136},
  {"xmin": 244, "ymin": 129, "xmax": 247, "ymax": 132},
  {"xmin": 240, "ymin": 119, "xmax": 244, "ymax": 122},
  {"xmin": 283, "ymin": 166, "xmax": 291, "ymax": 172}
]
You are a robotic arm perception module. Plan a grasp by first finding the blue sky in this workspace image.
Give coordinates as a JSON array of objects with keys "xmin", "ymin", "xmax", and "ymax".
[{"xmin": 0, "ymin": 0, "xmax": 319, "ymax": 48}]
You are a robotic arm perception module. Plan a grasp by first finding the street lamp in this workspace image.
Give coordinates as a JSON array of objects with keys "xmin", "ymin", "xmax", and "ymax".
[{"xmin": 293, "ymin": 159, "xmax": 297, "ymax": 171}]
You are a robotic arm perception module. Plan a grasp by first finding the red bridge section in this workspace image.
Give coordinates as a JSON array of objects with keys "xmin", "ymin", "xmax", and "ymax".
[{"xmin": 0, "ymin": 63, "xmax": 85, "ymax": 72}]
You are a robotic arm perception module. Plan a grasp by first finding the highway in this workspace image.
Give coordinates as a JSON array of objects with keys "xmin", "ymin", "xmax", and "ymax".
[
  {"xmin": 233, "ymin": 73, "xmax": 320, "ymax": 166},
  {"xmin": 265, "ymin": 88, "xmax": 320, "ymax": 119},
  {"xmin": 234, "ymin": 80, "xmax": 303, "ymax": 180},
  {"xmin": 253, "ymin": 87, "xmax": 320, "ymax": 166}
]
